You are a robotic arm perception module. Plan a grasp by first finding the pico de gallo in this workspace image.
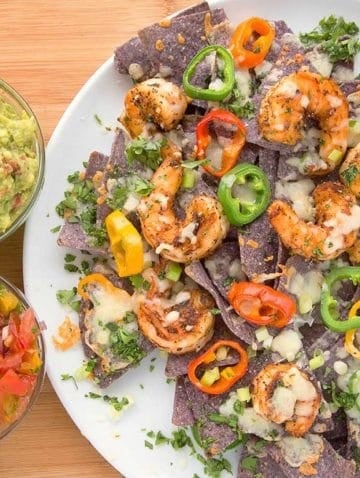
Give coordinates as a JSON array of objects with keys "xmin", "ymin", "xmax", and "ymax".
[{"xmin": 0, "ymin": 282, "xmax": 43, "ymax": 431}]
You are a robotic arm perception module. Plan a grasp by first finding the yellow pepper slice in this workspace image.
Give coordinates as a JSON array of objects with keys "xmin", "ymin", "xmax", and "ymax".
[
  {"xmin": 105, "ymin": 210, "xmax": 144, "ymax": 277},
  {"xmin": 345, "ymin": 300, "xmax": 360, "ymax": 359},
  {"xmin": 0, "ymin": 290, "xmax": 19, "ymax": 315}
]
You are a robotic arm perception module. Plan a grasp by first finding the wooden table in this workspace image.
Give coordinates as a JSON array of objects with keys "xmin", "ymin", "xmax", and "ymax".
[{"xmin": 0, "ymin": 1, "xmax": 194, "ymax": 476}]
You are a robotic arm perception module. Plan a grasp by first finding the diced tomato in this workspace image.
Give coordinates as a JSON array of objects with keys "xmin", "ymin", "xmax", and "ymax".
[
  {"xmin": 0, "ymin": 369, "xmax": 31, "ymax": 396},
  {"xmin": 0, "ymin": 351, "xmax": 23, "ymax": 372},
  {"xmin": 18, "ymin": 308, "xmax": 37, "ymax": 350}
]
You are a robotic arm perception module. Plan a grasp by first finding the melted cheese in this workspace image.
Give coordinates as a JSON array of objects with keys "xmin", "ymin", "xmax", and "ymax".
[
  {"xmin": 179, "ymin": 222, "xmax": 197, "ymax": 244},
  {"xmin": 271, "ymin": 386, "xmax": 297, "ymax": 421},
  {"xmin": 277, "ymin": 80, "xmax": 298, "ymax": 98},
  {"xmin": 271, "ymin": 329, "xmax": 302, "ymax": 361},
  {"xmin": 324, "ymin": 205, "xmax": 360, "ymax": 253},
  {"xmin": 278, "ymin": 434, "xmax": 324, "ymax": 467},
  {"xmin": 275, "ymin": 179, "xmax": 315, "ymax": 221},
  {"xmin": 306, "ymin": 50, "xmax": 332, "ymax": 77},
  {"xmin": 282, "ymin": 367, "xmax": 317, "ymax": 402}
]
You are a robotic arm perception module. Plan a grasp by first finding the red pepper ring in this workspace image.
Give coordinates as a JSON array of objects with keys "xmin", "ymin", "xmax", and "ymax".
[
  {"xmin": 230, "ymin": 17, "xmax": 275, "ymax": 69},
  {"xmin": 228, "ymin": 282, "xmax": 296, "ymax": 328},
  {"xmin": 196, "ymin": 109, "xmax": 246, "ymax": 178},
  {"xmin": 188, "ymin": 339, "xmax": 248, "ymax": 395}
]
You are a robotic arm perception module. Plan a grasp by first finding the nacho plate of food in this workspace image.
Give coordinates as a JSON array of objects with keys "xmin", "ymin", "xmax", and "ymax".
[{"xmin": 24, "ymin": 0, "xmax": 360, "ymax": 476}]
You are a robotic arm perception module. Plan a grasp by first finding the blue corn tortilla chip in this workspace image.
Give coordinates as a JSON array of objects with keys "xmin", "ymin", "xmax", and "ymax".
[
  {"xmin": 78, "ymin": 265, "xmax": 153, "ymax": 388},
  {"xmin": 172, "ymin": 376, "xmax": 195, "ymax": 427},
  {"xmin": 57, "ymin": 223, "xmax": 108, "ymax": 255},
  {"xmin": 267, "ymin": 437, "xmax": 356, "ymax": 477},
  {"xmin": 114, "ymin": 2, "xmax": 211, "ymax": 81},
  {"xmin": 57, "ymin": 150, "xmax": 110, "ymax": 254},
  {"xmin": 204, "ymin": 242, "xmax": 243, "ymax": 300},
  {"xmin": 185, "ymin": 261, "xmax": 254, "ymax": 345},
  {"xmin": 138, "ymin": 8, "xmax": 228, "ymax": 85},
  {"xmin": 114, "ymin": 37, "xmax": 155, "ymax": 81}
]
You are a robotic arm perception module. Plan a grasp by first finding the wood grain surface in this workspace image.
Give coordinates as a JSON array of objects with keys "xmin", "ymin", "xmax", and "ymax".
[{"xmin": 0, "ymin": 1, "xmax": 194, "ymax": 476}]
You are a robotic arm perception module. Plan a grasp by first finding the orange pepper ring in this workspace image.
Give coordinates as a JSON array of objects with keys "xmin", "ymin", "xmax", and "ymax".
[
  {"xmin": 196, "ymin": 109, "xmax": 246, "ymax": 177},
  {"xmin": 77, "ymin": 273, "xmax": 116, "ymax": 301},
  {"xmin": 230, "ymin": 17, "xmax": 275, "ymax": 69},
  {"xmin": 188, "ymin": 339, "xmax": 248, "ymax": 395}
]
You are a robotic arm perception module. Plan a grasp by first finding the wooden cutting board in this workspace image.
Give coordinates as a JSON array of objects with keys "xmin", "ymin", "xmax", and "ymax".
[{"xmin": 0, "ymin": 1, "xmax": 194, "ymax": 476}]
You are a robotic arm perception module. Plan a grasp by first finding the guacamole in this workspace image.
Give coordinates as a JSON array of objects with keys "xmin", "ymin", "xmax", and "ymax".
[{"xmin": 0, "ymin": 98, "xmax": 39, "ymax": 233}]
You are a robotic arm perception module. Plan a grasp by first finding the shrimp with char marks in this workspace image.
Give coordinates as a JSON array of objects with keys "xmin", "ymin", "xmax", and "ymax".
[
  {"xmin": 252, "ymin": 363, "xmax": 321, "ymax": 437},
  {"xmin": 259, "ymin": 71, "xmax": 349, "ymax": 175},
  {"xmin": 120, "ymin": 78, "xmax": 189, "ymax": 138},
  {"xmin": 268, "ymin": 181, "xmax": 360, "ymax": 261},
  {"xmin": 137, "ymin": 141, "xmax": 229, "ymax": 263},
  {"xmin": 135, "ymin": 264, "xmax": 215, "ymax": 354},
  {"xmin": 340, "ymin": 142, "xmax": 360, "ymax": 197}
]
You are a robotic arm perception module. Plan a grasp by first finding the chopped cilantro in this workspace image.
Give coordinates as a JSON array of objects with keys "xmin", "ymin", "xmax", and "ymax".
[
  {"xmin": 85, "ymin": 392, "xmax": 102, "ymax": 399},
  {"xmin": 103, "ymin": 395, "xmax": 129, "ymax": 412},
  {"xmin": 149, "ymin": 364, "xmax": 155, "ymax": 372},
  {"xmin": 166, "ymin": 378, "xmax": 175, "ymax": 384},
  {"xmin": 61, "ymin": 373, "xmax": 78, "ymax": 389},
  {"xmin": 300, "ymin": 15, "xmax": 360, "ymax": 62},
  {"xmin": 85, "ymin": 359, "xmax": 97, "ymax": 373},
  {"xmin": 181, "ymin": 158, "xmax": 210, "ymax": 169},
  {"xmin": 155, "ymin": 431, "xmax": 169, "ymax": 446},
  {"xmin": 129, "ymin": 274, "xmax": 150, "ymax": 291},
  {"xmin": 64, "ymin": 253, "xmax": 76, "ymax": 263},
  {"xmin": 132, "ymin": 176, "xmax": 154, "ymax": 196},
  {"xmin": 94, "ymin": 114, "xmax": 103, "ymax": 125},
  {"xmin": 341, "ymin": 165, "xmax": 360, "ymax": 186},
  {"xmin": 106, "ymin": 184, "xmax": 128, "ymax": 210},
  {"xmin": 106, "ymin": 322, "xmax": 145, "ymax": 364},
  {"xmin": 210, "ymin": 308, "xmax": 221, "ymax": 316},
  {"xmin": 50, "ymin": 225, "xmax": 61, "ymax": 233},
  {"xmin": 126, "ymin": 137, "xmax": 166, "ymax": 170},
  {"xmin": 64, "ymin": 264, "xmax": 79, "ymax": 273},
  {"xmin": 202, "ymin": 455, "xmax": 232, "ymax": 478},
  {"xmin": 144, "ymin": 440, "xmax": 154, "ymax": 450},
  {"xmin": 56, "ymin": 288, "xmax": 81, "ymax": 312},
  {"xmin": 223, "ymin": 276, "xmax": 235, "ymax": 287},
  {"xmin": 81, "ymin": 260, "xmax": 91, "ymax": 275},
  {"xmin": 240, "ymin": 456, "xmax": 258, "ymax": 473}
]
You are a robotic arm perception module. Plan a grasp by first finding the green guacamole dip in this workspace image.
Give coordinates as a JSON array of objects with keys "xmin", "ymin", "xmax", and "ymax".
[{"xmin": 0, "ymin": 99, "xmax": 39, "ymax": 233}]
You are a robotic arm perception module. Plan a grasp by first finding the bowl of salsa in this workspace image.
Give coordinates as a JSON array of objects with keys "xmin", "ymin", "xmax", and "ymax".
[
  {"xmin": 0, "ymin": 276, "xmax": 45, "ymax": 439},
  {"xmin": 0, "ymin": 79, "xmax": 45, "ymax": 241}
]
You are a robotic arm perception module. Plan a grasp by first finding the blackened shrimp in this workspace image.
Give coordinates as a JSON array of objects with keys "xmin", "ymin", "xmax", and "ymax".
[
  {"xmin": 259, "ymin": 71, "xmax": 349, "ymax": 175},
  {"xmin": 121, "ymin": 78, "xmax": 188, "ymax": 138},
  {"xmin": 136, "ymin": 266, "xmax": 215, "ymax": 354},
  {"xmin": 268, "ymin": 181, "xmax": 360, "ymax": 260},
  {"xmin": 340, "ymin": 142, "xmax": 360, "ymax": 197},
  {"xmin": 137, "ymin": 142, "xmax": 229, "ymax": 263},
  {"xmin": 252, "ymin": 363, "xmax": 321, "ymax": 437}
]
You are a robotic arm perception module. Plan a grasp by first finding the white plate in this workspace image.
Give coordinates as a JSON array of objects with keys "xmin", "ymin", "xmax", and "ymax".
[{"xmin": 24, "ymin": 0, "xmax": 360, "ymax": 476}]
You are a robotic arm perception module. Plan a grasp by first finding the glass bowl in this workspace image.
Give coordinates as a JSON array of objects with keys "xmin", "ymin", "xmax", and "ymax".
[
  {"xmin": 0, "ymin": 79, "xmax": 45, "ymax": 241},
  {"xmin": 0, "ymin": 275, "xmax": 45, "ymax": 440}
]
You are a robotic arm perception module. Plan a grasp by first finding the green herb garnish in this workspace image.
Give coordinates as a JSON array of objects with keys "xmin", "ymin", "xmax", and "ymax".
[{"xmin": 300, "ymin": 15, "xmax": 360, "ymax": 62}]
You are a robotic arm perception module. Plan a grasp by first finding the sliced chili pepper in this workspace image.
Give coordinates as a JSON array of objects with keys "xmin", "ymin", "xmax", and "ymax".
[
  {"xmin": 182, "ymin": 45, "xmax": 235, "ymax": 101},
  {"xmin": 345, "ymin": 300, "xmax": 360, "ymax": 359},
  {"xmin": 228, "ymin": 282, "xmax": 296, "ymax": 328},
  {"xmin": 196, "ymin": 109, "xmax": 246, "ymax": 177},
  {"xmin": 321, "ymin": 266, "xmax": 360, "ymax": 333},
  {"xmin": 105, "ymin": 210, "xmax": 144, "ymax": 277},
  {"xmin": 188, "ymin": 339, "xmax": 248, "ymax": 395},
  {"xmin": 77, "ymin": 272, "xmax": 126, "ymax": 301},
  {"xmin": 217, "ymin": 163, "xmax": 271, "ymax": 226},
  {"xmin": 230, "ymin": 17, "xmax": 275, "ymax": 69}
]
